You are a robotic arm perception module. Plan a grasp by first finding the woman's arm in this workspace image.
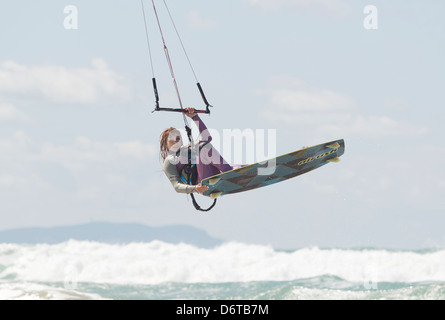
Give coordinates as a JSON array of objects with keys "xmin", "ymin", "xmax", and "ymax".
[
  {"xmin": 184, "ymin": 108, "xmax": 212, "ymax": 143},
  {"xmin": 163, "ymin": 159, "xmax": 196, "ymax": 194},
  {"xmin": 192, "ymin": 114, "xmax": 212, "ymax": 143},
  {"xmin": 163, "ymin": 157, "xmax": 209, "ymax": 194}
]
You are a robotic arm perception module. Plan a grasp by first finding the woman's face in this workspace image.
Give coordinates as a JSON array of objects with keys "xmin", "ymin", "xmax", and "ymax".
[{"xmin": 167, "ymin": 130, "xmax": 182, "ymax": 152}]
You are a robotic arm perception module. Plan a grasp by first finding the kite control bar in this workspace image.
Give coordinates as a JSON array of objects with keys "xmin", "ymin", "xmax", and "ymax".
[
  {"xmin": 153, "ymin": 107, "xmax": 210, "ymax": 114},
  {"xmin": 151, "ymin": 78, "xmax": 212, "ymax": 114}
]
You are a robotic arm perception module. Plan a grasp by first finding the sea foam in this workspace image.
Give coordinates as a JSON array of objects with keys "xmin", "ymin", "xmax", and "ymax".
[{"xmin": 1, "ymin": 240, "xmax": 444, "ymax": 285}]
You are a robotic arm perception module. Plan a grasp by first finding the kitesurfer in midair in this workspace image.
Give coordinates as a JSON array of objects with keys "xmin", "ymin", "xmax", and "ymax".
[{"xmin": 160, "ymin": 108, "xmax": 232, "ymax": 194}]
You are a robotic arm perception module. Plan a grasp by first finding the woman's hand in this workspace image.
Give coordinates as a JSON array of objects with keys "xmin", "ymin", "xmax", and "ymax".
[
  {"xmin": 195, "ymin": 184, "xmax": 209, "ymax": 194},
  {"xmin": 185, "ymin": 107, "xmax": 197, "ymax": 118}
]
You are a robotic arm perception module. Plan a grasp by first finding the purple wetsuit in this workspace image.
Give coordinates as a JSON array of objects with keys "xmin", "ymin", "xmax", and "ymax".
[{"xmin": 163, "ymin": 115, "xmax": 232, "ymax": 194}]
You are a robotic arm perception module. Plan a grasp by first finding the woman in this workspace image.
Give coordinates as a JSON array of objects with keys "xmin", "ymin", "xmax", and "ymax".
[{"xmin": 160, "ymin": 108, "xmax": 233, "ymax": 195}]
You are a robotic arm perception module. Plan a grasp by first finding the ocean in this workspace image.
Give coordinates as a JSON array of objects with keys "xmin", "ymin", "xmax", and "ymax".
[{"xmin": 0, "ymin": 240, "xmax": 444, "ymax": 300}]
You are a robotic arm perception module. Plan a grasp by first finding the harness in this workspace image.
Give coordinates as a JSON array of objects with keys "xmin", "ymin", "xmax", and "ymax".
[
  {"xmin": 183, "ymin": 127, "xmax": 217, "ymax": 212},
  {"xmin": 178, "ymin": 150, "xmax": 197, "ymax": 185}
]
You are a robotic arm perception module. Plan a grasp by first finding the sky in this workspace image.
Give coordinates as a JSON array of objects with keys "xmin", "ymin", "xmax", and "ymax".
[{"xmin": 1, "ymin": 0, "xmax": 444, "ymax": 250}]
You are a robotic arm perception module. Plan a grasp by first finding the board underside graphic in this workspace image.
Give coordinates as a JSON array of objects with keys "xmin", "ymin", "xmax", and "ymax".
[{"xmin": 201, "ymin": 139, "xmax": 345, "ymax": 198}]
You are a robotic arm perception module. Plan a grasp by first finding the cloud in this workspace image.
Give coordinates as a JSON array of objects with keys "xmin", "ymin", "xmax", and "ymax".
[
  {"xmin": 40, "ymin": 137, "xmax": 157, "ymax": 170},
  {"xmin": 0, "ymin": 59, "xmax": 132, "ymax": 105},
  {"xmin": 0, "ymin": 131, "xmax": 162, "ymax": 227},
  {"xmin": 263, "ymin": 76, "xmax": 354, "ymax": 113},
  {"xmin": 258, "ymin": 76, "xmax": 430, "ymax": 139},
  {"xmin": 321, "ymin": 115, "xmax": 430, "ymax": 139},
  {"xmin": 0, "ymin": 104, "xmax": 34, "ymax": 124},
  {"xmin": 306, "ymin": 144, "xmax": 445, "ymax": 210},
  {"xmin": 245, "ymin": 0, "xmax": 352, "ymax": 17},
  {"xmin": 187, "ymin": 10, "xmax": 218, "ymax": 30},
  {"xmin": 0, "ymin": 131, "xmax": 157, "ymax": 194}
]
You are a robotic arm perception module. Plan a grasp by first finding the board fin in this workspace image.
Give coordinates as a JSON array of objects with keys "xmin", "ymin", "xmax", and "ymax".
[
  {"xmin": 327, "ymin": 157, "xmax": 340, "ymax": 163},
  {"xmin": 326, "ymin": 142, "xmax": 340, "ymax": 149}
]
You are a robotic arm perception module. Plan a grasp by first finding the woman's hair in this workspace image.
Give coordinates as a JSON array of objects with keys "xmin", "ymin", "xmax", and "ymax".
[{"xmin": 159, "ymin": 127, "xmax": 176, "ymax": 161}]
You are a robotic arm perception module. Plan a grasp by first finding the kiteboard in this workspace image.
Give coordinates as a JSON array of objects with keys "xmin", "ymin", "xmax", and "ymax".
[{"xmin": 201, "ymin": 139, "xmax": 345, "ymax": 198}]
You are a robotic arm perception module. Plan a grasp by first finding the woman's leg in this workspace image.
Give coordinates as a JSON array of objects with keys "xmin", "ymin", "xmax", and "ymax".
[{"xmin": 196, "ymin": 142, "xmax": 232, "ymax": 182}]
